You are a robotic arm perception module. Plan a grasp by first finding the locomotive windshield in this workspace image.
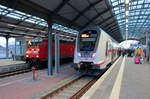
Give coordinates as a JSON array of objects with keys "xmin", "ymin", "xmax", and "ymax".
[
  {"xmin": 27, "ymin": 40, "xmax": 42, "ymax": 48},
  {"xmin": 79, "ymin": 30, "xmax": 98, "ymax": 51}
]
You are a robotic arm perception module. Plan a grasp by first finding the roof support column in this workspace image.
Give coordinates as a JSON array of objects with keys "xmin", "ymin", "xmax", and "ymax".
[
  {"xmin": 6, "ymin": 36, "xmax": 9, "ymax": 58},
  {"xmin": 14, "ymin": 38, "xmax": 16, "ymax": 60},
  {"xmin": 146, "ymin": 31, "xmax": 150, "ymax": 62},
  {"xmin": 48, "ymin": 22, "xmax": 53, "ymax": 76},
  {"xmin": 55, "ymin": 33, "xmax": 60, "ymax": 74}
]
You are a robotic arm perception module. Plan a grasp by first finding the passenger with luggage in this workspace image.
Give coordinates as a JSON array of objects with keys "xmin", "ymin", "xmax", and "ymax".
[
  {"xmin": 134, "ymin": 54, "xmax": 140, "ymax": 64},
  {"xmin": 134, "ymin": 47, "xmax": 142, "ymax": 64}
]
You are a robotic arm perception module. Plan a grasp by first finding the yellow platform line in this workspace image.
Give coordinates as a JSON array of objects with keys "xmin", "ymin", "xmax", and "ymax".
[{"xmin": 80, "ymin": 56, "xmax": 122, "ymax": 99}]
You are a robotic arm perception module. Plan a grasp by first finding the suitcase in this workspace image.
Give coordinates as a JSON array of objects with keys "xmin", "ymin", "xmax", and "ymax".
[{"xmin": 134, "ymin": 57, "xmax": 139, "ymax": 64}]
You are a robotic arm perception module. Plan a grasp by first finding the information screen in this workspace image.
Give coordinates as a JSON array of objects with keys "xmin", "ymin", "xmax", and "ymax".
[
  {"xmin": 81, "ymin": 38, "xmax": 96, "ymax": 42},
  {"xmin": 80, "ymin": 31, "xmax": 97, "ymax": 38}
]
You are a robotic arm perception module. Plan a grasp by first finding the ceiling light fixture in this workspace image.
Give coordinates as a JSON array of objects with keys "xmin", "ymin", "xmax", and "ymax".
[{"xmin": 125, "ymin": 0, "xmax": 129, "ymax": 4}]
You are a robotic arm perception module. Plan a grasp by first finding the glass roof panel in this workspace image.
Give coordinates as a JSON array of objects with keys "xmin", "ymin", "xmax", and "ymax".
[
  {"xmin": 0, "ymin": 5, "xmax": 78, "ymax": 35},
  {"xmin": 1, "ymin": 0, "xmax": 150, "ymax": 39},
  {"xmin": 109, "ymin": 0, "xmax": 150, "ymax": 40},
  {"xmin": 109, "ymin": 0, "xmax": 126, "ymax": 39}
]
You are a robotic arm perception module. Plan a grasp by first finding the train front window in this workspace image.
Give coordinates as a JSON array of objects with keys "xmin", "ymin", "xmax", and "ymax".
[
  {"xmin": 79, "ymin": 30, "xmax": 98, "ymax": 51},
  {"xmin": 27, "ymin": 40, "xmax": 41, "ymax": 48}
]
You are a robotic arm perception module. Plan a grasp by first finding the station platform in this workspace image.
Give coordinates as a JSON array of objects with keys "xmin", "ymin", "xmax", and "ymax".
[
  {"xmin": 0, "ymin": 59, "xmax": 25, "ymax": 66},
  {"xmin": 0, "ymin": 63, "xmax": 76, "ymax": 99},
  {"xmin": 0, "ymin": 59, "xmax": 28, "ymax": 73},
  {"xmin": 81, "ymin": 56, "xmax": 150, "ymax": 99}
]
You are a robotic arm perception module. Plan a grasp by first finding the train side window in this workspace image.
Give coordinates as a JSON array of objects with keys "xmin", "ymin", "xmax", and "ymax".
[
  {"xmin": 108, "ymin": 43, "xmax": 112, "ymax": 56},
  {"xmin": 109, "ymin": 43, "xmax": 112, "ymax": 51},
  {"xmin": 105, "ymin": 41, "xmax": 108, "ymax": 56}
]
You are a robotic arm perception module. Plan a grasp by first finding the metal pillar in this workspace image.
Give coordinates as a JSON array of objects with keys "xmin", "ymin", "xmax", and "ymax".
[
  {"xmin": 146, "ymin": 31, "xmax": 150, "ymax": 62},
  {"xmin": 147, "ymin": 46, "xmax": 150, "ymax": 62},
  {"xmin": 6, "ymin": 36, "xmax": 9, "ymax": 58},
  {"xmin": 146, "ymin": 32, "xmax": 148, "ymax": 62},
  {"xmin": 55, "ymin": 34, "xmax": 60, "ymax": 74},
  {"xmin": 48, "ymin": 23, "xmax": 53, "ymax": 76},
  {"xmin": 14, "ymin": 38, "xmax": 16, "ymax": 60}
]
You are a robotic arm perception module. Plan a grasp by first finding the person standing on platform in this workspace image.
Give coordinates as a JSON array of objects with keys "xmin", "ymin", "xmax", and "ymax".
[
  {"xmin": 122, "ymin": 49, "xmax": 125, "ymax": 56},
  {"xmin": 136, "ymin": 47, "xmax": 142, "ymax": 64},
  {"xmin": 10, "ymin": 51, "xmax": 14, "ymax": 61}
]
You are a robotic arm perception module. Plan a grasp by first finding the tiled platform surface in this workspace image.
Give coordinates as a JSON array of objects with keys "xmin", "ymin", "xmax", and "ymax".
[
  {"xmin": 0, "ymin": 63, "xmax": 76, "ymax": 99},
  {"xmin": 81, "ymin": 56, "xmax": 150, "ymax": 99},
  {"xmin": 0, "ymin": 59, "xmax": 28, "ymax": 73}
]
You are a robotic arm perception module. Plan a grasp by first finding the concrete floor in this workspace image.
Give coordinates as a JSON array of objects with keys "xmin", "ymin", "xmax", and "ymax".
[
  {"xmin": 81, "ymin": 56, "xmax": 150, "ymax": 99},
  {"xmin": 0, "ymin": 63, "xmax": 76, "ymax": 99}
]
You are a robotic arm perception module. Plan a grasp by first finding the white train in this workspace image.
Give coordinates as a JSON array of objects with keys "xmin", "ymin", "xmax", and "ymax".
[{"xmin": 73, "ymin": 26, "xmax": 121, "ymax": 72}]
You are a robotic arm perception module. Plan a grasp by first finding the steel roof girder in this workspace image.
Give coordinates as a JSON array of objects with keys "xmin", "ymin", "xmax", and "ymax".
[
  {"xmin": 0, "ymin": 27, "xmax": 44, "ymax": 36},
  {"xmin": 98, "ymin": 15, "xmax": 114, "ymax": 25},
  {"xmin": 70, "ymin": 0, "xmax": 103, "ymax": 23},
  {"xmin": 54, "ymin": 0, "xmax": 71, "ymax": 13},
  {"xmin": 0, "ymin": 30, "xmax": 43, "ymax": 37},
  {"xmin": 102, "ymin": 20, "xmax": 116, "ymax": 29},
  {"xmin": 82, "ymin": 7, "xmax": 111, "ymax": 29}
]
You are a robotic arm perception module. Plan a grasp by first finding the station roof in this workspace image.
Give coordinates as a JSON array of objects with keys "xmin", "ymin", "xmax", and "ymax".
[
  {"xmin": 0, "ymin": 0, "xmax": 123, "ymax": 42},
  {"xmin": 1, "ymin": 0, "xmax": 149, "ymax": 42},
  {"xmin": 0, "ymin": 4, "xmax": 77, "ymax": 41}
]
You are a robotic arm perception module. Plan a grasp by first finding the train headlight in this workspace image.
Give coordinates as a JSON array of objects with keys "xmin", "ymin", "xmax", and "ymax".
[
  {"xmin": 92, "ymin": 53, "xmax": 96, "ymax": 58},
  {"xmin": 78, "ymin": 52, "xmax": 81, "ymax": 57},
  {"xmin": 26, "ymin": 55, "xmax": 29, "ymax": 58},
  {"xmin": 36, "ymin": 55, "xmax": 39, "ymax": 58},
  {"xmin": 36, "ymin": 49, "xmax": 40, "ymax": 51}
]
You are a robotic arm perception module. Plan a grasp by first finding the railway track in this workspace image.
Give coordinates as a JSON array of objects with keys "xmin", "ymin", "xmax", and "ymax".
[
  {"xmin": 0, "ymin": 69, "xmax": 31, "ymax": 78},
  {"xmin": 42, "ymin": 75, "xmax": 100, "ymax": 99},
  {"xmin": 0, "ymin": 62, "xmax": 74, "ymax": 78}
]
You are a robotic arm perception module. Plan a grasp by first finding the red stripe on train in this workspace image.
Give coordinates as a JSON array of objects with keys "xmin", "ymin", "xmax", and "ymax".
[{"xmin": 97, "ymin": 61, "xmax": 106, "ymax": 65}]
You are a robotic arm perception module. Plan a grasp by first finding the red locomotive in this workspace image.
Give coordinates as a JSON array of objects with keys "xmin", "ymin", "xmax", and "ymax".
[
  {"xmin": 25, "ymin": 39, "xmax": 41, "ymax": 63},
  {"xmin": 25, "ymin": 39, "xmax": 75, "ymax": 66}
]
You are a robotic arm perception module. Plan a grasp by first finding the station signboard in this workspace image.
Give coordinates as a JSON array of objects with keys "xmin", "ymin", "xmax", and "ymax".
[{"xmin": 130, "ymin": 44, "xmax": 137, "ymax": 48}]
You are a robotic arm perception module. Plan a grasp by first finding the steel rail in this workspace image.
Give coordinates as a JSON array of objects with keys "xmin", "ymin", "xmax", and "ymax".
[
  {"xmin": 0, "ymin": 69, "xmax": 31, "ymax": 78},
  {"xmin": 42, "ymin": 75, "xmax": 99, "ymax": 99}
]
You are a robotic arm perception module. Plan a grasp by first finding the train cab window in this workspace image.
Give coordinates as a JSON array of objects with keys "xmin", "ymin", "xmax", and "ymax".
[
  {"xmin": 79, "ymin": 30, "xmax": 98, "ymax": 51},
  {"xmin": 27, "ymin": 40, "xmax": 41, "ymax": 48}
]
